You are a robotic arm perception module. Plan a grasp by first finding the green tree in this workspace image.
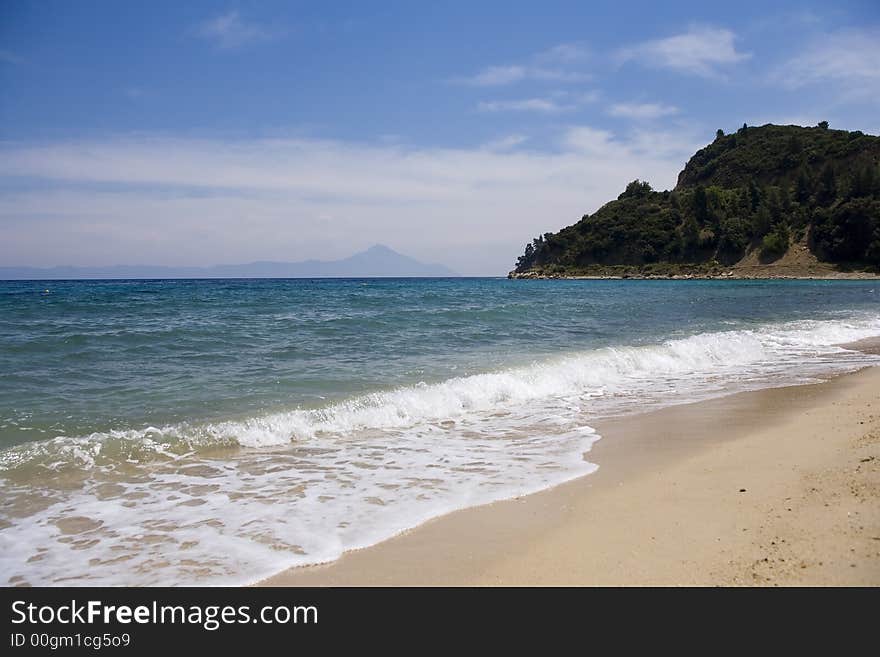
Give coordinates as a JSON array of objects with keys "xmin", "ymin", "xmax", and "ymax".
[
  {"xmin": 866, "ymin": 228, "xmax": 880, "ymax": 266},
  {"xmin": 747, "ymin": 179, "xmax": 763, "ymax": 213},
  {"xmin": 752, "ymin": 204, "xmax": 772, "ymax": 238},
  {"xmin": 766, "ymin": 187, "xmax": 784, "ymax": 224},
  {"xmin": 811, "ymin": 199, "xmax": 877, "ymax": 262},
  {"xmin": 850, "ymin": 164, "xmax": 877, "ymax": 198},
  {"xmin": 760, "ymin": 225, "xmax": 789, "ymax": 261},
  {"xmin": 794, "ymin": 167, "xmax": 812, "ymax": 204},
  {"xmin": 618, "ymin": 179, "xmax": 653, "ymax": 199},
  {"xmin": 692, "ymin": 186, "xmax": 709, "ymax": 224},
  {"xmin": 679, "ymin": 215, "xmax": 700, "ymax": 257},
  {"xmin": 717, "ymin": 217, "xmax": 750, "ymax": 261},
  {"xmin": 816, "ymin": 164, "xmax": 837, "ymax": 206},
  {"xmin": 705, "ymin": 186, "xmax": 724, "ymax": 228}
]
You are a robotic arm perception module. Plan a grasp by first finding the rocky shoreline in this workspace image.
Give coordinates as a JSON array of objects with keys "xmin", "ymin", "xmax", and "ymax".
[{"xmin": 508, "ymin": 269, "xmax": 880, "ymax": 281}]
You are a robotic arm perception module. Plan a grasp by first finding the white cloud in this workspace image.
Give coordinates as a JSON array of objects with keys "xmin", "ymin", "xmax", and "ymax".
[
  {"xmin": 477, "ymin": 90, "xmax": 599, "ymax": 114},
  {"xmin": 574, "ymin": 90, "xmax": 601, "ymax": 104},
  {"xmin": 561, "ymin": 126, "xmax": 618, "ymax": 156},
  {"xmin": 482, "ymin": 135, "xmax": 530, "ymax": 151},
  {"xmin": 478, "ymin": 98, "xmax": 571, "ymax": 113},
  {"xmin": 771, "ymin": 29, "xmax": 880, "ymax": 101},
  {"xmin": 463, "ymin": 65, "xmax": 528, "ymax": 86},
  {"xmin": 456, "ymin": 43, "xmax": 591, "ymax": 86},
  {"xmin": 535, "ymin": 43, "xmax": 590, "ymax": 63},
  {"xmin": 607, "ymin": 102, "xmax": 679, "ymax": 120},
  {"xmin": 617, "ymin": 26, "xmax": 750, "ymax": 77},
  {"xmin": 0, "ymin": 128, "xmax": 700, "ymax": 274},
  {"xmin": 459, "ymin": 65, "xmax": 589, "ymax": 86},
  {"xmin": 626, "ymin": 128, "xmax": 706, "ymax": 160},
  {"xmin": 196, "ymin": 11, "xmax": 277, "ymax": 49}
]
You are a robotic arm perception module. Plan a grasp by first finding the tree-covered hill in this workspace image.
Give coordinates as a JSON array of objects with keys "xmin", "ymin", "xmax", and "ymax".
[{"xmin": 513, "ymin": 123, "xmax": 880, "ymax": 277}]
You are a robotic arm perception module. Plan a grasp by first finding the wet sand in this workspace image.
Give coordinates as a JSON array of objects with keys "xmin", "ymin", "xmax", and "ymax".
[{"xmin": 262, "ymin": 365, "xmax": 880, "ymax": 586}]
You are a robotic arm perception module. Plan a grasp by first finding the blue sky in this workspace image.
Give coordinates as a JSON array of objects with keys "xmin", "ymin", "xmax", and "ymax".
[{"xmin": 1, "ymin": 1, "xmax": 879, "ymax": 274}]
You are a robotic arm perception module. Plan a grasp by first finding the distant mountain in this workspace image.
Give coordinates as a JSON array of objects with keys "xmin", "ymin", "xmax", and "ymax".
[{"xmin": 0, "ymin": 245, "xmax": 458, "ymax": 280}]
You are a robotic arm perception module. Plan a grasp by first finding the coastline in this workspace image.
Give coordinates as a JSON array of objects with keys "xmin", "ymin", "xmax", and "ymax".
[
  {"xmin": 508, "ymin": 269, "xmax": 880, "ymax": 280},
  {"xmin": 262, "ymin": 364, "xmax": 880, "ymax": 586},
  {"xmin": 509, "ymin": 272, "xmax": 880, "ymax": 280}
]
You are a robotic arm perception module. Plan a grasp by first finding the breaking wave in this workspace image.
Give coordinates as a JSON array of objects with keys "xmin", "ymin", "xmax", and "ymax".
[{"xmin": 0, "ymin": 314, "xmax": 878, "ymax": 586}]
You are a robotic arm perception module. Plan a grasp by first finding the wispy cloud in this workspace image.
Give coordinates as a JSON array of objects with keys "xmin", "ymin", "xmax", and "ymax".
[
  {"xmin": 572, "ymin": 90, "xmax": 601, "ymax": 104},
  {"xmin": 535, "ymin": 42, "xmax": 590, "ymax": 63},
  {"xmin": 478, "ymin": 98, "xmax": 572, "ymax": 113},
  {"xmin": 456, "ymin": 43, "xmax": 591, "ymax": 86},
  {"xmin": 561, "ymin": 126, "xmax": 618, "ymax": 156},
  {"xmin": 607, "ymin": 102, "xmax": 679, "ymax": 120},
  {"xmin": 481, "ymin": 135, "xmax": 529, "ymax": 152},
  {"xmin": 196, "ymin": 11, "xmax": 277, "ymax": 50},
  {"xmin": 771, "ymin": 28, "xmax": 880, "ymax": 102},
  {"xmin": 459, "ymin": 65, "xmax": 589, "ymax": 86},
  {"xmin": 617, "ymin": 26, "xmax": 750, "ymax": 77},
  {"xmin": 477, "ymin": 90, "xmax": 599, "ymax": 114},
  {"xmin": 463, "ymin": 65, "xmax": 529, "ymax": 86}
]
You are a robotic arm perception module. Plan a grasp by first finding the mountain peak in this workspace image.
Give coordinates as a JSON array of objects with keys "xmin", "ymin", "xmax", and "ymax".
[
  {"xmin": 363, "ymin": 244, "xmax": 397, "ymax": 255},
  {"xmin": 0, "ymin": 245, "xmax": 458, "ymax": 279}
]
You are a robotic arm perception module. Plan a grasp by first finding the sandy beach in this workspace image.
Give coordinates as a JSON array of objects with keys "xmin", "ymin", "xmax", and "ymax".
[{"xmin": 263, "ymin": 362, "xmax": 880, "ymax": 586}]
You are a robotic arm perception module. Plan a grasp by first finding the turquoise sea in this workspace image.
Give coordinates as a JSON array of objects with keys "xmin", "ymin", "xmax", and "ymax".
[{"xmin": 1, "ymin": 278, "xmax": 878, "ymax": 585}]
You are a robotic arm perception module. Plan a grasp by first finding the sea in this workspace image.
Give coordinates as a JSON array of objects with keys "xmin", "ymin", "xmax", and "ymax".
[{"xmin": 1, "ymin": 277, "xmax": 878, "ymax": 585}]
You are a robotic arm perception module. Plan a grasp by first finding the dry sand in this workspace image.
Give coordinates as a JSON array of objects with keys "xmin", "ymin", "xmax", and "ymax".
[{"xmin": 263, "ymin": 365, "xmax": 880, "ymax": 586}]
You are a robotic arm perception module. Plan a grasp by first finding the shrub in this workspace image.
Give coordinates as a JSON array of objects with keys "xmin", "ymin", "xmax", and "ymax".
[{"xmin": 760, "ymin": 231, "xmax": 788, "ymax": 261}]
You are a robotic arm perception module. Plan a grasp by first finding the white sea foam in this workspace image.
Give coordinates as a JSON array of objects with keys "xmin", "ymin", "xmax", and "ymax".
[{"xmin": 0, "ymin": 314, "xmax": 879, "ymax": 586}]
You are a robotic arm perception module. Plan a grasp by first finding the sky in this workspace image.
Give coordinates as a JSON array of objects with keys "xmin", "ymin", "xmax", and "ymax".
[{"xmin": 1, "ymin": 1, "xmax": 879, "ymax": 275}]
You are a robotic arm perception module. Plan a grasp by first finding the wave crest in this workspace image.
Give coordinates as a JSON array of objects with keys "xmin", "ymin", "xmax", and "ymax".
[{"xmin": 3, "ymin": 315, "xmax": 877, "ymax": 471}]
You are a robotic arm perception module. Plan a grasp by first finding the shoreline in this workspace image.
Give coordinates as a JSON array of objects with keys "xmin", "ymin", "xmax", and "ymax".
[
  {"xmin": 508, "ymin": 271, "xmax": 880, "ymax": 281},
  {"xmin": 261, "ymin": 365, "xmax": 880, "ymax": 586}
]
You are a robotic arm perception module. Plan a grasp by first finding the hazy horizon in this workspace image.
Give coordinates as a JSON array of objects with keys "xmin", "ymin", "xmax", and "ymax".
[
  {"xmin": 1, "ymin": 1, "xmax": 878, "ymax": 275},
  {"xmin": 0, "ymin": 243, "xmax": 462, "ymax": 278}
]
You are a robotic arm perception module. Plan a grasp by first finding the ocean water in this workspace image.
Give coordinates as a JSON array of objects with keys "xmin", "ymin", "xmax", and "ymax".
[{"xmin": 0, "ymin": 277, "xmax": 878, "ymax": 586}]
